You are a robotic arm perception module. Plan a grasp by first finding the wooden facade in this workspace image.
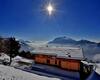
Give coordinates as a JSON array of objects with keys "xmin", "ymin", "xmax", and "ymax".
[
  {"xmin": 59, "ymin": 59, "xmax": 80, "ymax": 71},
  {"xmin": 34, "ymin": 54, "xmax": 81, "ymax": 71}
]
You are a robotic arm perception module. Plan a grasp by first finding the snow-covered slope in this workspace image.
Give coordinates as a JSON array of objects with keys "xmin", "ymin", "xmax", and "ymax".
[
  {"xmin": 19, "ymin": 39, "xmax": 48, "ymax": 52},
  {"xmin": 48, "ymin": 36, "xmax": 96, "ymax": 45},
  {"xmin": 49, "ymin": 36, "xmax": 77, "ymax": 45},
  {"xmin": 19, "ymin": 39, "xmax": 34, "ymax": 52},
  {"xmin": 0, "ymin": 65, "xmax": 60, "ymax": 80}
]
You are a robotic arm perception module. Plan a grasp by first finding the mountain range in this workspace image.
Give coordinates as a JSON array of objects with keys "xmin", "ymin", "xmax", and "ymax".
[
  {"xmin": 48, "ymin": 36, "xmax": 100, "ymax": 61},
  {"xmin": 18, "ymin": 36, "xmax": 100, "ymax": 61},
  {"xmin": 48, "ymin": 36, "xmax": 98, "ymax": 45}
]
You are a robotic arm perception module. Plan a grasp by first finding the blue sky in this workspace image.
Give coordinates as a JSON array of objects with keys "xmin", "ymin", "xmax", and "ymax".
[{"xmin": 0, "ymin": 0, "xmax": 100, "ymax": 42}]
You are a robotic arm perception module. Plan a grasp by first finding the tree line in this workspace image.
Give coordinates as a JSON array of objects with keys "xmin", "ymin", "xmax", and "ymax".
[{"xmin": 0, "ymin": 37, "xmax": 34, "ymax": 65}]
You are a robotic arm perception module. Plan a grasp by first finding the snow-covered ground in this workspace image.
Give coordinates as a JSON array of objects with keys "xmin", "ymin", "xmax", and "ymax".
[{"xmin": 0, "ymin": 65, "xmax": 60, "ymax": 80}]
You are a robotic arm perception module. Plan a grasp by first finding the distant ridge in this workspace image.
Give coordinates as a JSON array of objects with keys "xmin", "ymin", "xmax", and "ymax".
[
  {"xmin": 49, "ymin": 36, "xmax": 77, "ymax": 45},
  {"xmin": 48, "ymin": 36, "xmax": 100, "ymax": 60},
  {"xmin": 48, "ymin": 36, "xmax": 97, "ymax": 45}
]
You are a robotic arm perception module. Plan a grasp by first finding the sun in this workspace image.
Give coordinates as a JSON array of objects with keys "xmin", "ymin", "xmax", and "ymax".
[{"xmin": 46, "ymin": 3, "xmax": 54, "ymax": 15}]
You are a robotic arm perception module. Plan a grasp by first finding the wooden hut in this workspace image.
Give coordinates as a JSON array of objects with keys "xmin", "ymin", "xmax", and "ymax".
[{"xmin": 33, "ymin": 46, "xmax": 84, "ymax": 71}]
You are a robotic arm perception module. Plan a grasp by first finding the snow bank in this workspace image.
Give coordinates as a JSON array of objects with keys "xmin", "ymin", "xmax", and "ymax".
[
  {"xmin": 0, "ymin": 53, "xmax": 10, "ymax": 61},
  {"xmin": 95, "ymin": 64, "xmax": 100, "ymax": 75},
  {"xmin": 13, "ymin": 56, "xmax": 33, "ymax": 64},
  {"xmin": 0, "ymin": 65, "xmax": 60, "ymax": 80}
]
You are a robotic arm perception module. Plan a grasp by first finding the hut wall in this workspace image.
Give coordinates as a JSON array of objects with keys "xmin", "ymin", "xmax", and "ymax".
[
  {"xmin": 34, "ymin": 54, "xmax": 81, "ymax": 71},
  {"xmin": 56, "ymin": 59, "xmax": 61, "ymax": 66},
  {"xmin": 60, "ymin": 60, "xmax": 67, "ymax": 69},
  {"xmin": 60, "ymin": 59, "xmax": 80, "ymax": 71},
  {"xmin": 35, "ymin": 54, "xmax": 47, "ymax": 64},
  {"xmin": 49, "ymin": 59, "xmax": 56, "ymax": 65}
]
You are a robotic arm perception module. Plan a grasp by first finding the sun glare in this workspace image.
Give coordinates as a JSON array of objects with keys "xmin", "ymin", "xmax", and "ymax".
[{"xmin": 46, "ymin": 3, "xmax": 54, "ymax": 15}]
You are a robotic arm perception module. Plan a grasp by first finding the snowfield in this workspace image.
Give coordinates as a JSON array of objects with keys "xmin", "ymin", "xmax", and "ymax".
[{"xmin": 0, "ymin": 65, "xmax": 60, "ymax": 80}]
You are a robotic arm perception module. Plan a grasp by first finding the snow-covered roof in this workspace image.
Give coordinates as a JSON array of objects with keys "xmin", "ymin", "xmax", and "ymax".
[
  {"xmin": 32, "ymin": 46, "xmax": 84, "ymax": 60},
  {"xmin": 81, "ymin": 61, "xmax": 94, "ymax": 65},
  {"xmin": 0, "ymin": 65, "xmax": 60, "ymax": 80}
]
